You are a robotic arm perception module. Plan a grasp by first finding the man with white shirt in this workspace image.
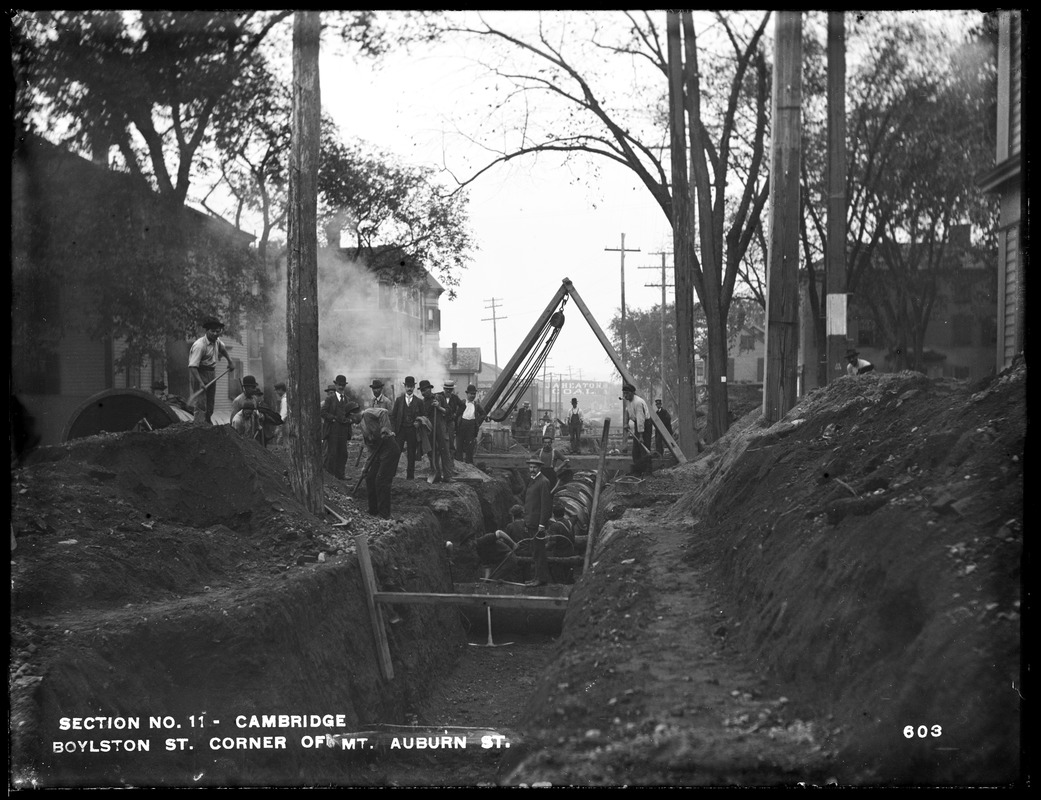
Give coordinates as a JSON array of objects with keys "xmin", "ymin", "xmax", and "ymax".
[
  {"xmin": 456, "ymin": 383, "xmax": 487, "ymax": 464},
  {"xmin": 390, "ymin": 375, "xmax": 423, "ymax": 479}
]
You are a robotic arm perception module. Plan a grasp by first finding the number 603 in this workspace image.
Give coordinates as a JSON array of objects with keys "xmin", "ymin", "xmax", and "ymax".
[{"xmin": 904, "ymin": 725, "xmax": 942, "ymax": 738}]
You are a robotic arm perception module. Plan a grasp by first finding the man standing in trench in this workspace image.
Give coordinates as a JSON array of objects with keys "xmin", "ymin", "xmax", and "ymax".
[
  {"xmin": 524, "ymin": 455, "xmax": 553, "ymax": 586},
  {"xmin": 357, "ymin": 406, "xmax": 401, "ymax": 519}
]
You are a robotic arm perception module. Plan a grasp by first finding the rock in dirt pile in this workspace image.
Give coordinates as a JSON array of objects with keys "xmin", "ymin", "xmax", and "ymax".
[{"xmin": 9, "ymin": 362, "xmax": 1024, "ymax": 787}]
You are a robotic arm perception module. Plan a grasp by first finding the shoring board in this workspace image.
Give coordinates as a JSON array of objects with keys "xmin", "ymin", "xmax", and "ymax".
[{"xmin": 373, "ymin": 591, "xmax": 569, "ymax": 611}]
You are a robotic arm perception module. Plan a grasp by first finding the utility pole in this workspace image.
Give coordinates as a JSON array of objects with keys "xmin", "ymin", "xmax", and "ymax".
[
  {"xmin": 482, "ymin": 297, "xmax": 507, "ymax": 368},
  {"xmin": 639, "ymin": 251, "xmax": 674, "ymax": 401},
  {"xmin": 286, "ymin": 10, "xmax": 323, "ymax": 514},
  {"xmin": 604, "ymin": 233, "xmax": 640, "ymax": 368},
  {"xmin": 825, "ymin": 11, "xmax": 848, "ymax": 386},
  {"xmin": 763, "ymin": 11, "xmax": 803, "ymax": 424}
]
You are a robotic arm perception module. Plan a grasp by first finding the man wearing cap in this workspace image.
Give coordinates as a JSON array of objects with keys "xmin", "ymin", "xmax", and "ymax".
[
  {"xmin": 418, "ymin": 379, "xmax": 455, "ymax": 482},
  {"xmin": 357, "ymin": 406, "xmax": 401, "ymax": 519},
  {"xmin": 654, "ymin": 399, "xmax": 673, "ymax": 456},
  {"xmin": 188, "ymin": 318, "xmax": 234, "ymax": 425},
  {"xmin": 230, "ymin": 375, "xmax": 264, "ymax": 438},
  {"xmin": 622, "ymin": 383, "xmax": 652, "ymax": 476},
  {"xmin": 536, "ymin": 428, "xmax": 570, "ymax": 491},
  {"xmin": 442, "ymin": 380, "xmax": 465, "ymax": 459},
  {"xmin": 369, "ymin": 379, "xmax": 393, "ymax": 411},
  {"xmin": 456, "ymin": 384, "xmax": 487, "ymax": 465},
  {"xmin": 513, "ymin": 401, "xmax": 533, "ymax": 449},
  {"xmin": 523, "ymin": 455, "xmax": 554, "ymax": 586},
  {"xmin": 846, "ymin": 349, "xmax": 875, "ymax": 376},
  {"xmin": 391, "ymin": 376, "xmax": 423, "ymax": 480},
  {"xmin": 151, "ymin": 379, "xmax": 192, "ymax": 413},
  {"xmin": 566, "ymin": 397, "xmax": 584, "ymax": 453},
  {"xmin": 321, "ymin": 375, "xmax": 356, "ymax": 480}
]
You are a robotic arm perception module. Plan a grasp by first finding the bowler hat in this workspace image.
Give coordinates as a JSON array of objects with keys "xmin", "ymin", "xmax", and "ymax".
[
  {"xmin": 242, "ymin": 375, "xmax": 258, "ymax": 387},
  {"xmin": 418, "ymin": 379, "xmax": 434, "ymax": 391},
  {"xmin": 466, "ymin": 384, "xmax": 478, "ymax": 394},
  {"xmin": 403, "ymin": 376, "xmax": 416, "ymax": 387},
  {"xmin": 334, "ymin": 375, "xmax": 347, "ymax": 387},
  {"xmin": 846, "ymin": 349, "xmax": 859, "ymax": 359},
  {"xmin": 202, "ymin": 318, "xmax": 224, "ymax": 331},
  {"xmin": 571, "ymin": 397, "xmax": 578, "ymax": 403},
  {"xmin": 370, "ymin": 379, "xmax": 384, "ymax": 390},
  {"xmin": 151, "ymin": 380, "xmax": 167, "ymax": 391}
]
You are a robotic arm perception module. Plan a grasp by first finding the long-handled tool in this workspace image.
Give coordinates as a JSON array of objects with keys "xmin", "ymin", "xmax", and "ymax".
[
  {"xmin": 469, "ymin": 606, "xmax": 513, "ymax": 648},
  {"xmin": 352, "ymin": 439, "xmax": 385, "ymax": 497},
  {"xmin": 427, "ymin": 404, "xmax": 441, "ymax": 484},
  {"xmin": 187, "ymin": 366, "xmax": 233, "ymax": 406}
]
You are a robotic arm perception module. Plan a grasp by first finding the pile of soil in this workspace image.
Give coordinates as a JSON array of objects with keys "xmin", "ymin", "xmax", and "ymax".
[{"xmin": 9, "ymin": 360, "xmax": 1024, "ymax": 787}]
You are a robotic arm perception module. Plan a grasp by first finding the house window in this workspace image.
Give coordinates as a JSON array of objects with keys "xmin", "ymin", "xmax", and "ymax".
[
  {"xmin": 247, "ymin": 327, "xmax": 261, "ymax": 359},
  {"xmin": 980, "ymin": 317, "xmax": 997, "ymax": 345},
  {"xmin": 953, "ymin": 279, "xmax": 973, "ymax": 305},
  {"xmin": 426, "ymin": 307, "xmax": 441, "ymax": 332},
  {"xmin": 952, "ymin": 315, "xmax": 973, "ymax": 347},
  {"xmin": 228, "ymin": 359, "xmax": 243, "ymax": 400},
  {"xmin": 740, "ymin": 334, "xmax": 754, "ymax": 351},
  {"xmin": 857, "ymin": 318, "xmax": 876, "ymax": 348}
]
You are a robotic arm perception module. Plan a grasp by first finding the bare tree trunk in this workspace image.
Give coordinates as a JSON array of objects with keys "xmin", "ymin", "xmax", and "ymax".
[
  {"xmin": 763, "ymin": 11, "xmax": 802, "ymax": 424},
  {"xmin": 286, "ymin": 10, "xmax": 323, "ymax": 514},
  {"xmin": 667, "ymin": 13, "xmax": 698, "ymax": 454}
]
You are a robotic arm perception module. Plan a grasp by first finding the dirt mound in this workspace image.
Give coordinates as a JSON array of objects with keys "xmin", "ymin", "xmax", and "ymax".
[{"xmin": 9, "ymin": 361, "xmax": 1024, "ymax": 787}]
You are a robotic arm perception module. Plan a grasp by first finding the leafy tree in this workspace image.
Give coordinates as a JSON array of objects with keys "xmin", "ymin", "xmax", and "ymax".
[
  {"xmin": 13, "ymin": 11, "xmax": 293, "ymax": 204},
  {"xmin": 438, "ymin": 10, "xmax": 772, "ymax": 444},
  {"xmin": 799, "ymin": 11, "xmax": 997, "ymax": 373},
  {"xmin": 318, "ymin": 137, "xmax": 473, "ymax": 298},
  {"xmin": 609, "ymin": 296, "xmax": 764, "ymax": 408}
]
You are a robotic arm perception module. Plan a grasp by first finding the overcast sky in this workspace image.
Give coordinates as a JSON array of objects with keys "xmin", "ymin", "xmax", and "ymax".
[{"xmin": 319, "ymin": 14, "xmax": 677, "ymax": 385}]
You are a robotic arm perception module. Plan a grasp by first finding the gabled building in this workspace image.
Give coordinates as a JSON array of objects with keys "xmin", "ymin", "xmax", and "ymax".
[
  {"xmin": 11, "ymin": 134, "xmax": 259, "ymax": 445},
  {"xmin": 977, "ymin": 9, "xmax": 1024, "ymax": 369},
  {"xmin": 727, "ymin": 322, "xmax": 766, "ymax": 384},
  {"xmin": 442, "ymin": 344, "xmax": 483, "ymax": 389}
]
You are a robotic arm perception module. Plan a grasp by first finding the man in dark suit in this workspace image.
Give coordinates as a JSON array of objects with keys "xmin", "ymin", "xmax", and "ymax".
[
  {"xmin": 321, "ymin": 375, "xmax": 357, "ymax": 480},
  {"xmin": 654, "ymin": 399, "xmax": 673, "ymax": 456},
  {"xmin": 524, "ymin": 455, "xmax": 553, "ymax": 586},
  {"xmin": 390, "ymin": 376, "xmax": 423, "ymax": 480}
]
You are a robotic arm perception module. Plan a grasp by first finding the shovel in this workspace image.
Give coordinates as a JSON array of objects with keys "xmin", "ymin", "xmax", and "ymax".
[
  {"xmin": 427, "ymin": 404, "xmax": 441, "ymax": 484},
  {"xmin": 351, "ymin": 439, "xmax": 385, "ymax": 497},
  {"xmin": 187, "ymin": 366, "xmax": 233, "ymax": 406}
]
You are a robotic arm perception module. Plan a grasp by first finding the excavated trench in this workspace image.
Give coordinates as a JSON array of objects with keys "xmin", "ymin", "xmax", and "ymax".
[{"xmin": 12, "ymin": 427, "xmax": 589, "ymax": 788}]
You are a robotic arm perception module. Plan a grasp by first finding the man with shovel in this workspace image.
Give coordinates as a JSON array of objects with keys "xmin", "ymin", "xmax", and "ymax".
[
  {"xmin": 356, "ymin": 406, "xmax": 401, "ymax": 519},
  {"xmin": 188, "ymin": 318, "xmax": 234, "ymax": 425},
  {"xmin": 418, "ymin": 379, "xmax": 454, "ymax": 483}
]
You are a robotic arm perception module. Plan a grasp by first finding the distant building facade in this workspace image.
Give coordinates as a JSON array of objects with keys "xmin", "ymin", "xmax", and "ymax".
[
  {"xmin": 11, "ymin": 134, "xmax": 258, "ymax": 445},
  {"xmin": 977, "ymin": 9, "xmax": 1023, "ymax": 369}
]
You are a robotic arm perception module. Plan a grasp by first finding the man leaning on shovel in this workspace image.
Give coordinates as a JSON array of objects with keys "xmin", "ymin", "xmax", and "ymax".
[{"xmin": 188, "ymin": 318, "xmax": 234, "ymax": 425}]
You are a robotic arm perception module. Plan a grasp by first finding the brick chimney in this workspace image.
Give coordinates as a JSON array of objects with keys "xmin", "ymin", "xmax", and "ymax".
[{"xmin": 451, "ymin": 343, "xmax": 458, "ymax": 366}]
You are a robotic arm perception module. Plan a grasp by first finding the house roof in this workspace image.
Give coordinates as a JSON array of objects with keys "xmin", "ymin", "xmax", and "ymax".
[
  {"xmin": 337, "ymin": 246, "xmax": 443, "ymax": 294},
  {"xmin": 16, "ymin": 133, "xmax": 255, "ymax": 244},
  {"xmin": 442, "ymin": 346, "xmax": 482, "ymax": 372}
]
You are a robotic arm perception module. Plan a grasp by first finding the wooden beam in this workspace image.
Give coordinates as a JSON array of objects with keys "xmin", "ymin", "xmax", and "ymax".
[
  {"xmin": 483, "ymin": 281, "xmax": 570, "ymax": 417},
  {"xmin": 373, "ymin": 592, "xmax": 570, "ymax": 611},
  {"xmin": 469, "ymin": 453, "xmax": 648, "ymax": 472},
  {"xmin": 563, "ymin": 281, "xmax": 687, "ymax": 463},
  {"xmin": 355, "ymin": 533, "xmax": 394, "ymax": 680},
  {"xmin": 584, "ymin": 419, "xmax": 611, "ymax": 573}
]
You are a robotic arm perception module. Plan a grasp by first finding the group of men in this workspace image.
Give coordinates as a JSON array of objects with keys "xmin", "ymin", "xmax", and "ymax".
[{"xmin": 318, "ymin": 374, "xmax": 490, "ymax": 519}]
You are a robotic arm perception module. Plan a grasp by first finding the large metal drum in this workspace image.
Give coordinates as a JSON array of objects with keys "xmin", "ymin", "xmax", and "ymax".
[{"xmin": 61, "ymin": 388, "xmax": 194, "ymax": 443}]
